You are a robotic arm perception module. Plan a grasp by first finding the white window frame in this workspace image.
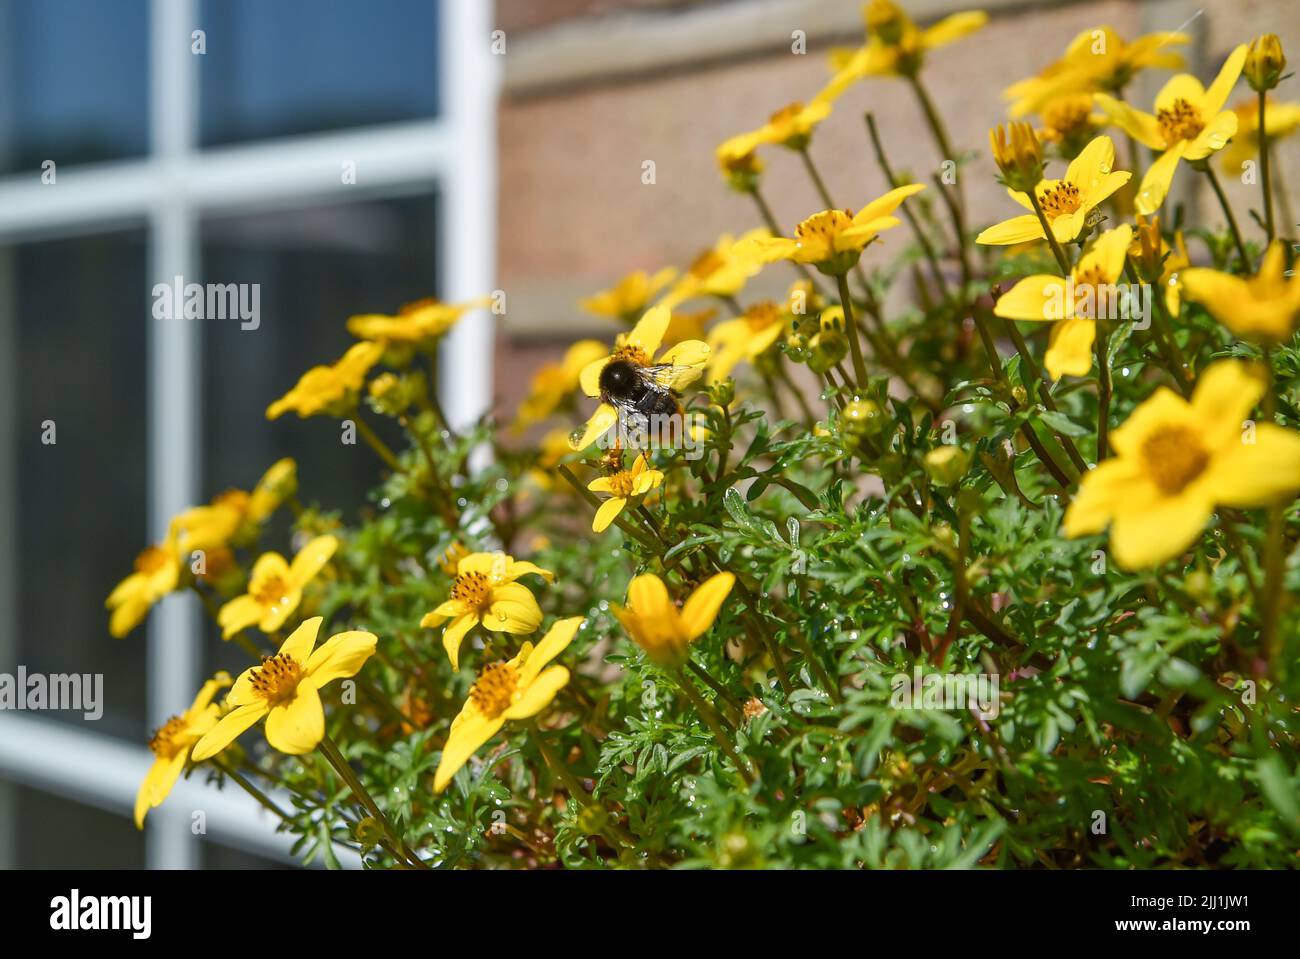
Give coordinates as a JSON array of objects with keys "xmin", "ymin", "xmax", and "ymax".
[{"xmin": 0, "ymin": 0, "xmax": 498, "ymax": 868}]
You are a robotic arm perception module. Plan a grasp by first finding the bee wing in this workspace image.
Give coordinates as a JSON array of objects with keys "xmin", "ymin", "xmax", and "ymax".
[{"xmin": 641, "ymin": 363, "xmax": 702, "ymax": 392}]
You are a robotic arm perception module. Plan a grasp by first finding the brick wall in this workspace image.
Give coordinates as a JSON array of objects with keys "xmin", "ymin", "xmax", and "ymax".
[{"xmin": 491, "ymin": 0, "xmax": 1300, "ymax": 424}]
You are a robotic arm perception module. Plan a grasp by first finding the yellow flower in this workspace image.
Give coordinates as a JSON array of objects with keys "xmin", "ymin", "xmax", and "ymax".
[
  {"xmin": 994, "ymin": 224, "xmax": 1132, "ymax": 379},
  {"xmin": 346, "ymin": 296, "xmax": 489, "ymax": 344},
  {"xmin": 612, "ymin": 572, "xmax": 736, "ymax": 667},
  {"xmin": 823, "ymin": 1, "xmax": 987, "ymax": 95},
  {"xmin": 1036, "ymin": 94, "xmax": 1106, "ymax": 155},
  {"xmin": 266, "ymin": 341, "xmax": 384, "ymax": 420},
  {"xmin": 1005, "ymin": 26, "xmax": 1188, "ymax": 118},
  {"xmin": 976, "ymin": 135, "xmax": 1130, "ymax": 246},
  {"xmin": 217, "ymin": 535, "xmax": 339, "ymax": 639},
  {"xmin": 570, "ymin": 305, "xmax": 710, "ymax": 450},
  {"xmin": 433, "ymin": 617, "xmax": 583, "ymax": 794},
  {"xmin": 1244, "ymin": 34, "xmax": 1285, "ymax": 92},
  {"xmin": 663, "ymin": 307, "xmax": 717, "ymax": 348},
  {"xmin": 715, "ymin": 136, "xmax": 765, "ymax": 192},
  {"xmin": 438, "ymin": 541, "xmax": 471, "ymax": 576},
  {"xmin": 1130, "ymin": 216, "xmax": 1191, "ymax": 315},
  {"xmin": 1095, "ymin": 44, "xmax": 1247, "ymax": 215},
  {"xmin": 579, "ymin": 268, "xmax": 676, "ymax": 322},
  {"xmin": 420, "ymin": 551, "xmax": 555, "ymax": 670},
  {"xmin": 514, "ymin": 339, "xmax": 609, "ymax": 431},
  {"xmin": 587, "ymin": 455, "xmax": 665, "ymax": 532},
  {"xmin": 746, "ymin": 184, "xmax": 925, "ymax": 275},
  {"xmin": 1181, "ymin": 241, "xmax": 1300, "ymax": 343},
  {"xmin": 1219, "ymin": 96, "xmax": 1300, "ymax": 175},
  {"xmin": 106, "ymin": 531, "xmax": 182, "ymax": 638},
  {"xmin": 1063, "ymin": 359, "xmax": 1300, "ymax": 569},
  {"xmin": 660, "ymin": 231, "xmax": 769, "ymax": 309},
  {"xmin": 135, "ymin": 672, "xmax": 232, "ymax": 828},
  {"xmin": 727, "ymin": 99, "xmax": 834, "ymax": 155},
  {"xmin": 173, "ymin": 458, "xmax": 297, "ymax": 552},
  {"xmin": 989, "ymin": 121, "xmax": 1044, "ymax": 193},
  {"xmin": 707, "ymin": 301, "xmax": 787, "ymax": 383},
  {"xmin": 191, "ymin": 617, "xmax": 377, "ymax": 760}
]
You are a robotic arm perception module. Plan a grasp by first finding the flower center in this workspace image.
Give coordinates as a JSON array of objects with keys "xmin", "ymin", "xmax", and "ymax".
[
  {"xmin": 252, "ymin": 573, "xmax": 289, "ymax": 607},
  {"xmin": 1140, "ymin": 425, "xmax": 1211, "ymax": 495},
  {"xmin": 451, "ymin": 571, "xmax": 493, "ymax": 611},
  {"xmin": 1157, "ymin": 99, "xmax": 1204, "ymax": 146},
  {"xmin": 1041, "ymin": 96, "xmax": 1092, "ymax": 140},
  {"xmin": 688, "ymin": 250, "xmax": 726, "ymax": 279},
  {"xmin": 746, "ymin": 301, "xmax": 781, "ymax": 332},
  {"xmin": 1037, "ymin": 182, "xmax": 1081, "ymax": 220},
  {"xmin": 213, "ymin": 489, "xmax": 250, "ymax": 513},
  {"xmin": 607, "ymin": 470, "xmax": 636, "ymax": 497},
  {"xmin": 248, "ymin": 654, "xmax": 304, "ymax": 706},
  {"xmin": 148, "ymin": 715, "xmax": 189, "ymax": 759},
  {"xmin": 469, "ymin": 662, "xmax": 520, "ymax": 718},
  {"xmin": 134, "ymin": 545, "xmax": 171, "ymax": 575},
  {"xmin": 796, "ymin": 210, "xmax": 853, "ymax": 245},
  {"xmin": 611, "ymin": 344, "xmax": 650, "ymax": 367}
]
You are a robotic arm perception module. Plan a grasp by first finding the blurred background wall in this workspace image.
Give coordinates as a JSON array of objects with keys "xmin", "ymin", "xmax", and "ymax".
[{"xmin": 492, "ymin": 0, "xmax": 1300, "ymax": 418}]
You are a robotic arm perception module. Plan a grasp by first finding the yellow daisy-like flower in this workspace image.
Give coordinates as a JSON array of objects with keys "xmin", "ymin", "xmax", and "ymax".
[
  {"xmin": 173, "ymin": 458, "xmax": 297, "ymax": 553},
  {"xmin": 266, "ymin": 341, "xmax": 384, "ymax": 420},
  {"xmin": 514, "ymin": 339, "xmax": 609, "ymax": 432},
  {"xmin": 663, "ymin": 307, "xmax": 717, "ymax": 348},
  {"xmin": 106, "ymin": 530, "xmax": 182, "ymax": 638},
  {"xmin": 746, "ymin": 184, "xmax": 925, "ymax": 276},
  {"xmin": 1063, "ymin": 359, "xmax": 1300, "ymax": 570},
  {"xmin": 433, "ymin": 617, "xmax": 583, "ymax": 794},
  {"xmin": 587, "ymin": 455, "xmax": 665, "ymax": 533},
  {"xmin": 1036, "ymin": 93, "xmax": 1107, "ymax": 155},
  {"xmin": 217, "ymin": 534, "xmax": 339, "ymax": 639},
  {"xmin": 579, "ymin": 267, "xmax": 676, "ymax": 322},
  {"xmin": 1181, "ymin": 241, "xmax": 1300, "ymax": 344},
  {"xmin": 135, "ymin": 672, "xmax": 232, "ymax": 828},
  {"xmin": 726, "ymin": 99, "xmax": 834, "ymax": 155},
  {"xmin": 659, "ymin": 230, "xmax": 769, "ymax": 310},
  {"xmin": 707, "ymin": 301, "xmax": 788, "ymax": 383},
  {"xmin": 822, "ymin": 0, "xmax": 987, "ymax": 96},
  {"xmin": 612, "ymin": 571, "xmax": 736, "ymax": 667},
  {"xmin": 570, "ymin": 305, "xmax": 710, "ymax": 450},
  {"xmin": 993, "ymin": 224, "xmax": 1132, "ymax": 379},
  {"xmin": 715, "ymin": 136, "xmax": 765, "ymax": 192},
  {"xmin": 976, "ymin": 135, "xmax": 1130, "ymax": 246},
  {"xmin": 346, "ymin": 296, "xmax": 489, "ymax": 344},
  {"xmin": 1005, "ymin": 26, "xmax": 1188, "ymax": 118},
  {"xmin": 1095, "ymin": 44, "xmax": 1247, "ymax": 215},
  {"xmin": 420, "ymin": 551, "xmax": 555, "ymax": 670},
  {"xmin": 191, "ymin": 617, "xmax": 377, "ymax": 760},
  {"xmin": 1218, "ymin": 96, "xmax": 1300, "ymax": 175}
]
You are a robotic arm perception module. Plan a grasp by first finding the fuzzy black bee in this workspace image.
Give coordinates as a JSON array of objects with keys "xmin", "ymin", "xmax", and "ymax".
[{"xmin": 598, "ymin": 358, "xmax": 686, "ymax": 424}]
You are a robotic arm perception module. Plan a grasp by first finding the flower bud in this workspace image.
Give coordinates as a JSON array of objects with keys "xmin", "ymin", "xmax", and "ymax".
[
  {"xmin": 1245, "ymin": 34, "xmax": 1285, "ymax": 92},
  {"xmin": 924, "ymin": 446, "xmax": 971, "ymax": 486},
  {"xmin": 841, "ymin": 399, "xmax": 885, "ymax": 437},
  {"xmin": 866, "ymin": 0, "xmax": 908, "ymax": 45},
  {"xmin": 990, "ymin": 122, "xmax": 1043, "ymax": 194}
]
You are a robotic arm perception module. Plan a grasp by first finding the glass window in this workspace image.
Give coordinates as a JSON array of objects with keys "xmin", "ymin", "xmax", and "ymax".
[
  {"xmin": 2, "ymin": 228, "xmax": 150, "ymax": 741},
  {"xmin": 198, "ymin": 193, "xmax": 439, "ymax": 677},
  {"xmin": 8, "ymin": 783, "xmax": 145, "ymax": 867},
  {"xmin": 197, "ymin": 0, "xmax": 440, "ymax": 147},
  {"xmin": 0, "ymin": 0, "xmax": 150, "ymax": 174}
]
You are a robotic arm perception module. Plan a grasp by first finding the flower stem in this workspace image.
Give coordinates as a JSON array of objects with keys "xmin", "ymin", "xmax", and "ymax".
[
  {"xmin": 213, "ymin": 757, "xmax": 292, "ymax": 821},
  {"xmin": 353, "ymin": 415, "xmax": 403, "ymax": 472},
  {"xmin": 672, "ymin": 666, "xmax": 755, "ymax": 786},
  {"xmin": 529, "ymin": 722, "xmax": 636, "ymax": 848},
  {"xmin": 835, "ymin": 271, "xmax": 870, "ymax": 389},
  {"xmin": 1202, "ymin": 164, "xmax": 1250, "ymax": 269},
  {"xmin": 1094, "ymin": 326, "xmax": 1111, "ymax": 461},
  {"xmin": 317, "ymin": 733, "xmax": 426, "ymax": 868},
  {"xmin": 908, "ymin": 73, "xmax": 964, "ymax": 216},
  {"xmin": 1259, "ymin": 90, "xmax": 1276, "ymax": 243},
  {"xmin": 1260, "ymin": 347, "xmax": 1286, "ymax": 672}
]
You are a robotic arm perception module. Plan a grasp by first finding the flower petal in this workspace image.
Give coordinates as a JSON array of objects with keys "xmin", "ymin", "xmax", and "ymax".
[
  {"xmin": 442, "ymin": 613, "xmax": 479, "ymax": 671},
  {"xmin": 264, "ymin": 684, "xmax": 325, "ymax": 755},
  {"xmin": 628, "ymin": 305, "xmax": 671, "ymax": 356},
  {"xmin": 680, "ymin": 571, "xmax": 736, "ymax": 641},
  {"xmin": 1206, "ymin": 424, "xmax": 1300, "ymax": 508},
  {"xmin": 304, "ymin": 630, "xmax": 378, "ymax": 689},
  {"xmin": 433, "ymin": 712, "xmax": 506, "ymax": 793},
  {"xmin": 190, "ymin": 703, "xmax": 268, "ymax": 761},
  {"xmin": 593, "ymin": 497, "xmax": 627, "ymax": 533},
  {"xmin": 993, "ymin": 275, "xmax": 1069, "ymax": 322},
  {"xmin": 976, "ymin": 215, "xmax": 1044, "ymax": 246},
  {"xmin": 570, "ymin": 403, "xmax": 619, "ymax": 451},
  {"xmin": 278, "ymin": 616, "xmax": 323, "ymax": 665},
  {"xmin": 1044, "ymin": 318, "xmax": 1097, "ymax": 379},
  {"xmin": 288, "ymin": 535, "xmax": 338, "ymax": 587},
  {"xmin": 1135, "ymin": 142, "xmax": 1187, "ymax": 215},
  {"xmin": 502, "ymin": 665, "xmax": 570, "ymax": 721},
  {"xmin": 519, "ymin": 617, "xmax": 584, "ymax": 685}
]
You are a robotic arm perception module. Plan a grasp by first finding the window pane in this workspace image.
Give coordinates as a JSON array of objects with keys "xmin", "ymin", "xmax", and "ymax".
[
  {"xmin": 198, "ymin": 0, "xmax": 439, "ymax": 147},
  {"xmin": 1, "ymin": 228, "xmax": 149, "ymax": 740},
  {"xmin": 0, "ymin": 0, "xmax": 149, "ymax": 174},
  {"xmin": 198, "ymin": 193, "xmax": 438, "ymax": 678},
  {"xmin": 5, "ymin": 782, "xmax": 145, "ymax": 867}
]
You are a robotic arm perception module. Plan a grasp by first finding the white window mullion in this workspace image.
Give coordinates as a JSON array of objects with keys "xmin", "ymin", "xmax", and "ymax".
[{"xmin": 146, "ymin": 0, "xmax": 201, "ymax": 870}]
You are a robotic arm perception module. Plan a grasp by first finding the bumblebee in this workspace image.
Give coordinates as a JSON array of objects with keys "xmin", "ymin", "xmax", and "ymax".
[{"xmin": 597, "ymin": 358, "xmax": 688, "ymax": 424}]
